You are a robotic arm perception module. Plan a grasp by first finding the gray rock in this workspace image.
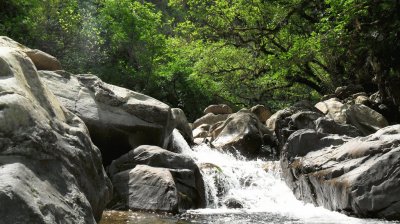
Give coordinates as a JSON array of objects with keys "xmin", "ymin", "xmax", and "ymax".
[
  {"xmin": 315, "ymin": 117, "xmax": 362, "ymax": 137},
  {"xmin": 192, "ymin": 113, "xmax": 229, "ymax": 129},
  {"xmin": 193, "ymin": 124, "xmax": 210, "ymax": 139},
  {"xmin": 334, "ymin": 84, "xmax": 364, "ymax": 100},
  {"xmin": 172, "ymin": 108, "xmax": 194, "ymax": 144},
  {"xmin": 212, "ymin": 111, "xmax": 273, "ymax": 157},
  {"xmin": 111, "ymin": 165, "xmax": 179, "ymax": 212},
  {"xmin": 38, "ymin": 70, "xmax": 175, "ymax": 165},
  {"xmin": 108, "ymin": 145, "xmax": 206, "ymax": 211},
  {"xmin": 281, "ymin": 125, "xmax": 400, "ymax": 219},
  {"xmin": 203, "ymin": 104, "xmax": 232, "ymax": 115},
  {"xmin": 274, "ymin": 102, "xmax": 324, "ymax": 148},
  {"xmin": 315, "ymin": 98, "xmax": 348, "ymax": 124},
  {"xmin": 0, "ymin": 36, "xmax": 62, "ymax": 71},
  {"xmin": 0, "ymin": 47, "xmax": 111, "ymax": 223},
  {"xmin": 346, "ymin": 104, "xmax": 388, "ymax": 135},
  {"xmin": 250, "ymin": 104, "xmax": 272, "ymax": 123}
]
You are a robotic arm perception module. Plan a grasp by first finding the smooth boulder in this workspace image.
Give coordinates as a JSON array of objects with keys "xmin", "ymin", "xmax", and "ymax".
[
  {"xmin": 281, "ymin": 125, "xmax": 400, "ymax": 219},
  {"xmin": 108, "ymin": 145, "xmax": 206, "ymax": 212},
  {"xmin": 212, "ymin": 111, "xmax": 272, "ymax": 157},
  {"xmin": 0, "ymin": 47, "xmax": 111, "ymax": 223},
  {"xmin": 39, "ymin": 70, "xmax": 175, "ymax": 165},
  {"xmin": 346, "ymin": 104, "xmax": 388, "ymax": 135}
]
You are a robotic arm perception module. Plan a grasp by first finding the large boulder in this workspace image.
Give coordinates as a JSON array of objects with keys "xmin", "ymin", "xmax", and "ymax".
[
  {"xmin": 211, "ymin": 110, "xmax": 273, "ymax": 157},
  {"xmin": 39, "ymin": 70, "xmax": 175, "ymax": 165},
  {"xmin": 203, "ymin": 104, "xmax": 232, "ymax": 115},
  {"xmin": 281, "ymin": 125, "xmax": 400, "ymax": 219},
  {"xmin": 346, "ymin": 104, "xmax": 389, "ymax": 135},
  {"xmin": 108, "ymin": 145, "xmax": 206, "ymax": 212},
  {"xmin": 0, "ymin": 47, "xmax": 111, "ymax": 223},
  {"xmin": 0, "ymin": 36, "xmax": 62, "ymax": 71}
]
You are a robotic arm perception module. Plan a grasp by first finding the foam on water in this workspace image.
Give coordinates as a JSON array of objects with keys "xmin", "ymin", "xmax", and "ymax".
[{"xmin": 174, "ymin": 138, "xmax": 395, "ymax": 224}]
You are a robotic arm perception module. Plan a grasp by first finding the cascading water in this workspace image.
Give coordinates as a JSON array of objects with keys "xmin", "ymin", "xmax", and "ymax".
[{"xmin": 171, "ymin": 130, "xmax": 398, "ymax": 224}]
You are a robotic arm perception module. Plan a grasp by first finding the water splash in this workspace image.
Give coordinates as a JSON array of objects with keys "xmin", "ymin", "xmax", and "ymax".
[{"xmin": 181, "ymin": 143, "xmax": 396, "ymax": 224}]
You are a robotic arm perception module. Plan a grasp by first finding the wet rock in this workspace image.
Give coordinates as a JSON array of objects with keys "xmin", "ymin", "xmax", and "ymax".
[
  {"xmin": 193, "ymin": 124, "xmax": 210, "ymax": 139},
  {"xmin": 281, "ymin": 125, "xmax": 400, "ymax": 220},
  {"xmin": 0, "ymin": 47, "xmax": 111, "ymax": 223},
  {"xmin": 39, "ymin": 70, "xmax": 175, "ymax": 165},
  {"xmin": 203, "ymin": 104, "xmax": 232, "ymax": 115},
  {"xmin": 172, "ymin": 108, "xmax": 193, "ymax": 144},
  {"xmin": 224, "ymin": 198, "xmax": 244, "ymax": 209}
]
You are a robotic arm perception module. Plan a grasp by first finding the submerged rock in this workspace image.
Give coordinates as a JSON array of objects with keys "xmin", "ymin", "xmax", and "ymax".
[
  {"xmin": 0, "ymin": 47, "xmax": 111, "ymax": 223},
  {"xmin": 281, "ymin": 125, "xmax": 400, "ymax": 220}
]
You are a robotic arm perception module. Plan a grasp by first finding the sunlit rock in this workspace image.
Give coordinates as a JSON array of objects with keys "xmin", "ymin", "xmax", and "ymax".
[
  {"xmin": 0, "ymin": 47, "xmax": 111, "ymax": 223},
  {"xmin": 39, "ymin": 70, "xmax": 175, "ymax": 165},
  {"xmin": 0, "ymin": 36, "xmax": 61, "ymax": 70}
]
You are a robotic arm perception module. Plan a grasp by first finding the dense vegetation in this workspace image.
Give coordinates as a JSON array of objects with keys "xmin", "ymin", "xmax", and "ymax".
[{"xmin": 1, "ymin": 0, "xmax": 399, "ymax": 120}]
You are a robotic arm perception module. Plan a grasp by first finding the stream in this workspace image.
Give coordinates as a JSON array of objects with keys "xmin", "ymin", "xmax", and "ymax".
[{"xmin": 100, "ymin": 131, "xmax": 399, "ymax": 224}]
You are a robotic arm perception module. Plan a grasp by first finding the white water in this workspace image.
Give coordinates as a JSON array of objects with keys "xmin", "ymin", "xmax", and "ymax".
[{"xmin": 170, "ymin": 130, "xmax": 396, "ymax": 224}]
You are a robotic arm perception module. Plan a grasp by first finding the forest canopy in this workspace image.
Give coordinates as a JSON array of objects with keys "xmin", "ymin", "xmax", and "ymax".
[{"xmin": 1, "ymin": 0, "xmax": 399, "ymax": 120}]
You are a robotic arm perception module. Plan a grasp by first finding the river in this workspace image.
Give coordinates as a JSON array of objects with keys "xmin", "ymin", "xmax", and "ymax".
[{"xmin": 100, "ymin": 131, "xmax": 399, "ymax": 224}]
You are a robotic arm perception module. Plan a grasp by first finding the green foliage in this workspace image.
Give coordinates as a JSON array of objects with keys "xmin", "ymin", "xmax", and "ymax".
[{"xmin": 1, "ymin": 0, "xmax": 399, "ymax": 119}]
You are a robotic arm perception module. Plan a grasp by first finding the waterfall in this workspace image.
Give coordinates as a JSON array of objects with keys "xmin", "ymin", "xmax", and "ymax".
[{"xmin": 171, "ymin": 130, "xmax": 391, "ymax": 224}]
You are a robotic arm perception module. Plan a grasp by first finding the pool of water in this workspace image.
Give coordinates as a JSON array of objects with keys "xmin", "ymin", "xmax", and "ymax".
[{"xmin": 100, "ymin": 210, "xmax": 399, "ymax": 224}]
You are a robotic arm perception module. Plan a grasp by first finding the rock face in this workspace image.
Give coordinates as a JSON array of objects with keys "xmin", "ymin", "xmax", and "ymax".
[
  {"xmin": 203, "ymin": 104, "xmax": 232, "ymax": 115},
  {"xmin": 212, "ymin": 110, "xmax": 272, "ymax": 157},
  {"xmin": 0, "ymin": 36, "xmax": 62, "ymax": 70},
  {"xmin": 108, "ymin": 145, "xmax": 206, "ymax": 212},
  {"xmin": 281, "ymin": 125, "xmax": 400, "ymax": 220},
  {"xmin": 39, "ymin": 70, "xmax": 174, "ymax": 165},
  {"xmin": 0, "ymin": 47, "xmax": 111, "ymax": 223}
]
